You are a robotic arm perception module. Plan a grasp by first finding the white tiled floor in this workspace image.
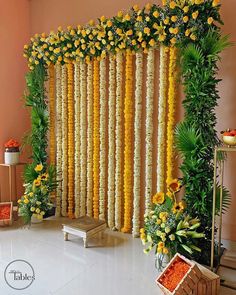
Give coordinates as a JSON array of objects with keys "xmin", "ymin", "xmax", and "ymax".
[{"xmin": 0, "ymin": 217, "xmax": 235, "ymax": 295}]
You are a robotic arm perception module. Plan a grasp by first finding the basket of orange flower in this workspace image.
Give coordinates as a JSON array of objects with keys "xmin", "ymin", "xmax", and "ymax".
[
  {"xmin": 0, "ymin": 202, "xmax": 13, "ymax": 226},
  {"xmin": 140, "ymin": 179, "xmax": 205, "ymax": 271},
  {"xmin": 4, "ymin": 139, "xmax": 20, "ymax": 165}
]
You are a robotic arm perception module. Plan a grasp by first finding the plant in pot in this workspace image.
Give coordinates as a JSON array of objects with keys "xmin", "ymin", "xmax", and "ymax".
[
  {"xmin": 18, "ymin": 163, "xmax": 56, "ymax": 224},
  {"xmin": 4, "ymin": 139, "xmax": 20, "ymax": 165},
  {"xmin": 141, "ymin": 179, "xmax": 205, "ymax": 271}
]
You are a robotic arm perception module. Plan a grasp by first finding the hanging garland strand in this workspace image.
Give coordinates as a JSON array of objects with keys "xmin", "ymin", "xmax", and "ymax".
[
  {"xmin": 166, "ymin": 46, "xmax": 178, "ymax": 185},
  {"xmin": 121, "ymin": 50, "xmax": 133, "ymax": 233},
  {"xmin": 157, "ymin": 46, "xmax": 169, "ymax": 193},
  {"xmin": 80, "ymin": 61, "xmax": 87, "ymax": 216},
  {"xmin": 144, "ymin": 48, "xmax": 155, "ymax": 215},
  {"xmin": 132, "ymin": 51, "xmax": 143, "ymax": 237},
  {"xmin": 74, "ymin": 62, "xmax": 80, "ymax": 218},
  {"xmin": 67, "ymin": 62, "xmax": 75, "ymax": 218},
  {"xmin": 86, "ymin": 61, "xmax": 93, "ymax": 217},
  {"xmin": 49, "ymin": 64, "xmax": 56, "ymax": 165},
  {"xmin": 61, "ymin": 65, "xmax": 68, "ymax": 217},
  {"xmin": 99, "ymin": 58, "xmax": 107, "ymax": 220},
  {"xmin": 55, "ymin": 64, "xmax": 62, "ymax": 217},
  {"xmin": 107, "ymin": 55, "xmax": 116, "ymax": 229},
  {"xmin": 115, "ymin": 52, "xmax": 123, "ymax": 231},
  {"xmin": 93, "ymin": 59, "xmax": 100, "ymax": 219}
]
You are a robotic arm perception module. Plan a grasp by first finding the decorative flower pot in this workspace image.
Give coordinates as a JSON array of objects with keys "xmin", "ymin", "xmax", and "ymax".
[
  {"xmin": 31, "ymin": 215, "xmax": 43, "ymax": 224},
  {"xmin": 155, "ymin": 253, "xmax": 171, "ymax": 272},
  {"xmin": 4, "ymin": 151, "xmax": 20, "ymax": 165}
]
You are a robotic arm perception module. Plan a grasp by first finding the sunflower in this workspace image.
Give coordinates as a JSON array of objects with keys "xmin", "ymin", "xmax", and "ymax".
[
  {"xmin": 172, "ymin": 201, "xmax": 185, "ymax": 214},
  {"xmin": 168, "ymin": 178, "xmax": 181, "ymax": 192},
  {"xmin": 152, "ymin": 192, "xmax": 165, "ymax": 204},
  {"xmin": 35, "ymin": 163, "xmax": 43, "ymax": 172}
]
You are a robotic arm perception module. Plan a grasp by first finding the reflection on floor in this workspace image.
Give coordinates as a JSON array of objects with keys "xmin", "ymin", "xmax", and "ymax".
[{"xmin": 0, "ymin": 217, "xmax": 235, "ymax": 295}]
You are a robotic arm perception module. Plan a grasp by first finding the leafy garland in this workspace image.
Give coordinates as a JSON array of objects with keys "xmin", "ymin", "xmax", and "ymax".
[{"xmin": 23, "ymin": 1, "xmax": 221, "ymax": 67}]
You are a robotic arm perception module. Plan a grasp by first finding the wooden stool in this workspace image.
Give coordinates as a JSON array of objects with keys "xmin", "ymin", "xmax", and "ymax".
[{"xmin": 62, "ymin": 216, "xmax": 106, "ymax": 248}]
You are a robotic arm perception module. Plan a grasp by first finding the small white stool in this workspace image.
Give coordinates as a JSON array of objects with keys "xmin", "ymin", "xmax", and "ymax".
[{"xmin": 62, "ymin": 216, "xmax": 106, "ymax": 248}]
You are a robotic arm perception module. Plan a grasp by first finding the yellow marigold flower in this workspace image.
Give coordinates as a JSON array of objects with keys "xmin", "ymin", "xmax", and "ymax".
[
  {"xmin": 35, "ymin": 164, "xmax": 43, "ymax": 172},
  {"xmin": 117, "ymin": 11, "xmax": 123, "ymax": 18},
  {"xmin": 190, "ymin": 33, "xmax": 197, "ymax": 40},
  {"xmin": 169, "ymin": 27, "xmax": 174, "ymax": 34},
  {"xmin": 24, "ymin": 44, "xmax": 28, "ymax": 49},
  {"xmin": 43, "ymin": 44, "xmax": 48, "ymax": 49},
  {"xmin": 107, "ymin": 20, "xmax": 113, "ymax": 27},
  {"xmin": 24, "ymin": 199, "xmax": 29, "ymax": 204},
  {"xmin": 149, "ymin": 39, "xmax": 155, "ymax": 47},
  {"xmin": 195, "ymin": 0, "xmax": 204, "ymax": 4},
  {"xmin": 183, "ymin": 6, "xmax": 189, "ymax": 13},
  {"xmin": 60, "ymin": 36, "xmax": 65, "ymax": 41},
  {"xmin": 192, "ymin": 11, "xmax": 199, "ymax": 20},
  {"xmin": 158, "ymin": 241, "xmax": 165, "ymax": 249},
  {"xmin": 33, "ymin": 179, "xmax": 41, "ymax": 187},
  {"xmin": 212, "ymin": 0, "xmax": 220, "ymax": 6},
  {"xmin": 30, "ymin": 207, "xmax": 35, "ymax": 212},
  {"xmin": 23, "ymin": 53, "xmax": 27, "ymax": 58},
  {"xmin": 141, "ymin": 41, "xmax": 147, "ymax": 48},
  {"xmin": 70, "ymin": 29, "xmax": 75, "ymax": 36},
  {"xmin": 157, "ymin": 247, "xmax": 163, "ymax": 253},
  {"xmin": 137, "ymin": 15, "xmax": 142, "ymax": 22},
  {"xmin": 173, "ymin": 27, "xmax": 179, "ymax": 35},
  {"xmin": 146, "ymin": 16, "xmax": 150, "ymax": 22},
  {"xmin": 153, "ymin": 192, "xmax": 165, "ymax": 204},
  {"xmin": 116, "ymin": 28, "xmax": 123, "ymax": 35},
  {"xmin": 170, "ymin": 37, "xmax": 177, "ymax": 44},
  {"xmin": 153, "ymin": 10, "xmax": 159, "ymax": 18},
  {"xmin": 100, "ymin": 15, "xmax": 106, "ymax": 22},
  {"xmin": 54, "ymin": 48, "xmax": 61, "ymax": 54},
  {"xmin": 49, "ymin": 46, "xmax": 53, "ymax": 51},
  {"xmin": 159, "ymin": 212, "xmax": 168, "ymax": 220},
  {"xmin": 183, "ymin": 16, "xmax": 189, "ymax": 23},
  {"xmin": 131, "ymin": 39, "xmax": 137, "ymax": 45},
  {"xmin": 157, "ymin": 219, "xmax": 162, "ymax": 225},
  {"xmin": 90, "ymin": 48, "xmax": 95, "ymax": 55},
  {"xmin": 164, "ymin": 18, "xmax": 169, "ymax": 25},
  {"xmin": 163, "ymin": 247, "xmax": 169, "ymax": 254},
  {"xmin": 17, "ymin": 199, "xmax": 22, "ymax": 204},
  {"xmin": 207, "ymin": 17, "xmax": 214, "ymax": 25},
  {"xmin": 171, "ymin": 15, "xmax": 178, "ymax": 22},
  {"xmin": 133, "ymin": 4, "xmax": 139, "ymax": 11},
  {"xmin": 50, "ymin": 56, "xmax": 55, "ymax": 61},
  {"xmin": 158, "ymin": 34, "xmax": 166, "ymax": 41},
  {"xmin": 144, "ymin": 27, "xmax": 150, "ymax": 35},
  {"xmin": 89, "ymin": 19, "xmax": 94, "ymax": 26},
  {"xmin": 168, "ymin": 178, "xmax": 181, "ymax": 192},
  {"xmin": 124, "ymin": 14, "xmax": 131, "ymax": 21},
  {"xmin": 126, "ymin": 29, "xmax": 133, "ymax": 36},
  {"xmin": 185, "ymin": 29, "xmax": 191, "ymax": 36},
  {"xmin": 35, "ymin": 60, "xmax": 39, "ymax": 65},
  {"xmin": 169, "ymin": 1, "xmax": 176, "ymax": 9}
]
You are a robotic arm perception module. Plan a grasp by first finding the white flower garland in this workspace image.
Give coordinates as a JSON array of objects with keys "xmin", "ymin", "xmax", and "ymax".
[
  {"xmin": 99, "ymin": 58, "xmax": 106, "ymax": 220},
  {"xmin": 107, "ymin": 55, "xmax": 116, "ymax": 229},
  {"xmin": 86, "ymin": 61, "xmax": 93, "ymax": 217},
  {"xmin": 132, "ymin": 51, "xmax": 143, "ymax": 237},
  {"xmin": 157, "ymin": 46, "xmax": 169, "ymax": 193},
  {"xmin": 61, "ymin": 64, "xmax": 68, "ymax": 217},
  {"xmin": 55, "ymin": 64, "xmax": 62, "ymax": 217},
  {"xmin": 80, "ymin": 61, "xmax": 87, "ymax": 216},
  {"xmin": 115, "ymin": 52, "xmax": 123, "ymax": 230},
  {"xmin": 74, "ymin": 62, "xmax": 80, "ymax": 218},
  {"xmin": 145, "ymin": 48, "xmax": 154, "ymax": 215}
]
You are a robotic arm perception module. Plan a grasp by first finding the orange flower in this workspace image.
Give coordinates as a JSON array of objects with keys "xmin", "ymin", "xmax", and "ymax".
[
  {"xmin": 168, "ymin": 179, "xmax": 181, "ymax": 192},
  {"xmin": 152, "ymin": 192, "xmax": 165, "ymax": 204},
  {"xmin": 207, "ymin": 17, "xmax": 214, "ymax": 25},
  {"xmin": 169, "ymin": 1, "xmax": 176, "ymax": 9}
]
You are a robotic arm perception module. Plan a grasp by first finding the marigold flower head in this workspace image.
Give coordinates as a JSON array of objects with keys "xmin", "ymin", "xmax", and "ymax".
[
  {"xmin": 158, "ymin": 241, "xmax": 165, "ymax": 249},
  {"xmin": 144, "ymin": 27, "xmax": 150, "ymax": 35},
  {"xmin": 149, "ymin": 39, "xmax": 155, "ymax": 47},
  {"xmin": 158, "ymin": 34, "xmax": 166, "ymax": 42},
  {"xmin": 163, "ymin": 247, "xmax": 169, "ymax": 254},
  {"xmin": 153, "ymin": 192, "xmax": 165, "ymax": 204},
  {"xmin": 192, "ymin": 11, "xmax": 199, "ymax": 20},
  {"xmin": 164, "ymin": 18, "xmax": 170, "ymax": 25},
  {"xmin": 153, "ymin": 10, "xmax": 159, "ymax": 18},
  {"xmin": 35, "ymin": 163, "xmax": 43, "ymax": 172},
  {"xmin": 169, "ymin": 1, "xmax": 176, "ymax": 9},
  {"xmin": 212, "ymin": 0, "xmax": 220, "ymax": 7},
  {"xmin": 171, "ymin": 15, "xmax": 178, "ymax": 22},
  {"xmin": 183, "ymin": 16, "xmax": 189, "ymax": 23},
  {"xmin": 183, "ymin": 6, "xmax": 189, "ymax": 13},
  {"xmin": 124, "ymin": 14, "xmax": 131, "ymax": 21},
  {"xmin": 190, "ymin": 33, "xmax": 197, "ymax": 41},
  {"xmin": 207, "ymin": 17, "xmax": 214, "ymax": 25}
]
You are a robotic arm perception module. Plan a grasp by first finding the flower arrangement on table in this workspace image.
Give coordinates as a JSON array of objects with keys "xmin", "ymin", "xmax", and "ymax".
[
  {"xmin": 141, "ymin": 179, "xmax": 205, "ymax": 270},
  {"xmin": 5, "ymin": 139, "xmax": 20, "ymax": 152},
  {"xmin": 18, "ymin": 163, "xmax": 57, "ymax": 224}
]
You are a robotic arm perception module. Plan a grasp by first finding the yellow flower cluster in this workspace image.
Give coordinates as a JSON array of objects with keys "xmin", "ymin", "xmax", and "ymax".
[
  {"xmin": 67, "ymin": 63, "xmax": 75, "ymax": 218},
  {"xmin": 121, "ymin": 50, "xmax": 133, "ymax": 233},
  {"xmin": 23, "ymin": 2, "xmax": 219, "ymax": 69},
  {"xmin": 166, "ymin": 46, "xmax": 178, "ymax": 185},
  {"xmin": 49, "ymin": 65, "xmax": 56, "ymax": 166},
  {"xmin": 93, "ymin": 59, "xmax": 100, "ymax": 219}
]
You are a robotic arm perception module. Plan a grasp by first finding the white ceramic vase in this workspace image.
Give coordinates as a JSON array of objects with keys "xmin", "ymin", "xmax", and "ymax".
[{"xmin": 4, "ymin": 152, "xmax": 20, "ymax": 165}]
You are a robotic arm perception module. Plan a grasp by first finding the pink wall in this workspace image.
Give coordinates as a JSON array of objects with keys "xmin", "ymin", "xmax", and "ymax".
[{"xmin": 0, "ymin": 0, "xmax": 30, "ymax": 202}]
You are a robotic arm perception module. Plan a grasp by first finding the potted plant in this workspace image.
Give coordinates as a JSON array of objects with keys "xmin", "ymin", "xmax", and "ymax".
[
  {"xmin": 4, "ymin": 139, "xmax": 20, "ymax": 165},
  {"xmin": 141, "ymin": 179, "xmax": 205, "ymax": 271},
  {"xmin": 18, "ymin": 163, "xmax": 56, "ymax": 224}
]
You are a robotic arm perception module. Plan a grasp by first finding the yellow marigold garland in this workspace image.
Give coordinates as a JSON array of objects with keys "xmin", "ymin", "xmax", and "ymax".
[
  {"xmin": 145, "ymin": 48, "xmax": 155, "ymax": 215},
  {"xmin": 93, "ymin": 59, "xmax": 100, "ymax": 219},
  {"xmin": 99, "ymin": 58, "xmax": 106, "ymax": 220},
  {"xmin": 67, "ymin": 62, "xmax": 75, "ymax": 218},
  {"xmin": 121, "ymin": 50, "xmax": 133, "ymax": 233},
  {"xmin": 166, "ymin": 46, "xmax": 178, "ymax": 185},
  {"xmin": 115, "ymin": 52, "xmax": 123, "ymax": 231},
  {"xmin": 49, "ymin": 64, "xmax": 56, "ymax": 165},
  {"xmin": 157, "ymin": 46, "xmax": 169, "ymax": 192},
  {"xmin": 80, "ymin": 61, "xmax": 87, "ymax": 216},
  {"xmin": 61, "ymin": 65, "xmax": 68, "ymax": 217},
  {"xmin": 74, "ymin": 61, "xmax": 80, "ymax": 218},
  {"xmin": 86, "ymin": 61, "xmax": 93, "ymax": 217}
]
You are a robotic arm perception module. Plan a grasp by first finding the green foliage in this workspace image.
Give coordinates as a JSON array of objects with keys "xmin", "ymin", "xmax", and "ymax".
[{"xmin": 176, "ymin": 30, "xmax": 231, "ymax": 263}]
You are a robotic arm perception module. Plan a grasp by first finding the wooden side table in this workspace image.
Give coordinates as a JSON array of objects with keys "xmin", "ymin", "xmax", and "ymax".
[
  {"xmin": 62, "ymin": 216, "xmax": 107, "ymax": 248},
  {"xmin": 0, "ymin": 163, "xmax": 26, "ymax": 203}
]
